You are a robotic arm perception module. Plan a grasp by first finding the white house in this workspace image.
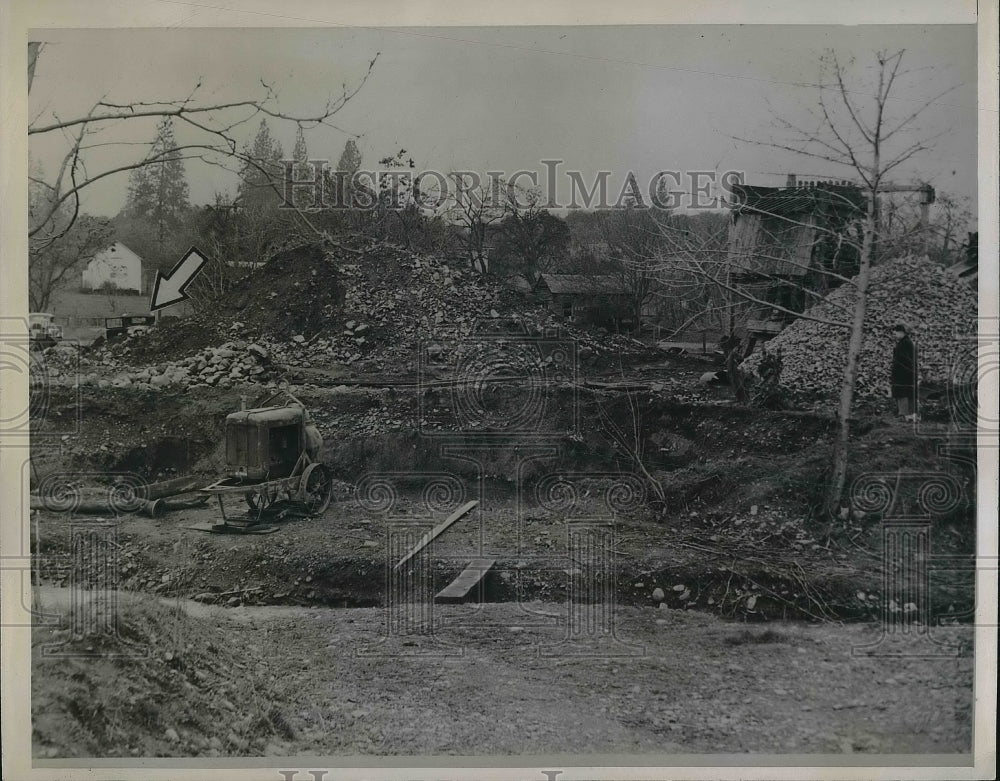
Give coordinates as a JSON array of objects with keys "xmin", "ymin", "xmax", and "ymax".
[{"xmin": 81, "ymin": 242, "xmax": 143, "ymax": 293}]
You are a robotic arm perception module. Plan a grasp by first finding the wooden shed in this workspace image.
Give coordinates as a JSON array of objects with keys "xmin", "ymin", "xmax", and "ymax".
[{"xmin": 532, "ymin": 273, "xmax": 632, "ymax": 329}]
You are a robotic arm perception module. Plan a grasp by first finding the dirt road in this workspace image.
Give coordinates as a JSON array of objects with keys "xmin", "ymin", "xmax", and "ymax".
[{"xmin": 32, "ymin": 588, "xmax": 974, "ymax": 758}]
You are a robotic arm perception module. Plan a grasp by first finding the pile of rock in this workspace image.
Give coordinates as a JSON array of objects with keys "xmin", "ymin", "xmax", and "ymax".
[
  {"xmin": 332, "ymin": 253, "xmax": 506, "ymax": 358},
  {"xmin": 41, "ymin": 242, "xmax": 662, "ymax": 392},
  {"xmin": 741, "ymin": 255, "xmax": 977, "ymax": 400},
  {"xmin": 279, "ymin": 248, "xmax": 655, "ymax": 372},
  {"xmin": 59, "ymin": 341, "xmax": 279, "ymax": 390},
  {"xmin": 179, "ymin": 342, "xmax": 274, "ymax": 388}
]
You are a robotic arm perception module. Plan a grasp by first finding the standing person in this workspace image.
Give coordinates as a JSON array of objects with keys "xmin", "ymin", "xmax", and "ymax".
[{"xmin": 890, "ymin": 323, "xmax": 918, "ymax": 420}]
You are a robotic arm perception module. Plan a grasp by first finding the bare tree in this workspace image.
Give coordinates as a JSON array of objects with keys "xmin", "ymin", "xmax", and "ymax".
[
  {"xmin": 491, "ymin": 184, "xmax": 570, "ymax": 280},
  {"xmin": 646, "ymin": 213, "xmax": 733, "ymax": 341},
  {"xmin": 599, "ymin": 206, "xmax": 674, "ymax": 334},
  {"xmin": 27, "ymin": 43, "xmax": 377, "ymax": 316},
  {"xmin": 445, "ymin": 173, "xmax": 509, "ymax": 273},
  {"xmin": 763, "ymin": 50, "xmax": 954, "ymax": 512},
  {"xmin": 27, "ymin": 163, "xmax": 113, "ymax": 311},
  {"xmin": 652, "ymin": 49, "xmax": 953, "ymax": 514},
  {"xmin": 369, "ymin": 151, "xmax": 425, "ymax": 249}
]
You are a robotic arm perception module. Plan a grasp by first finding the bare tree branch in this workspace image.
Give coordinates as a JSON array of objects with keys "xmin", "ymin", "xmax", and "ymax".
[{"xmin": 29, "ymin": 48, "xmax": 379, "ymax": 243}]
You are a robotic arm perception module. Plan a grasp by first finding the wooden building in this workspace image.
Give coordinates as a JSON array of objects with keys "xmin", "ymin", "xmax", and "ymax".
[
  {"xmin": 726, "ymin": 181, "xmax": 865, "ymax": 341},
  {"xmin": 81, "ymin": 242, "xmax": 144, "ymax": 293},
  {"xmin": 532, "ymin": 273, "xmax": 632, "ymax": 330}
]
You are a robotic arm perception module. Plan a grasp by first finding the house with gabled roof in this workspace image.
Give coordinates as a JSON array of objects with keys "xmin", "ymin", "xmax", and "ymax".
[{"xmin": 81, "ymin": 242, "xmax": 143, "ymax": 293}]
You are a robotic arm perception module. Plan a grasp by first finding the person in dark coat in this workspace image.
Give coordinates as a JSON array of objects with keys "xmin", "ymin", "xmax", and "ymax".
[{"xmin": 890, "ymin": 324, "xmax": 918, "ymax": 418}]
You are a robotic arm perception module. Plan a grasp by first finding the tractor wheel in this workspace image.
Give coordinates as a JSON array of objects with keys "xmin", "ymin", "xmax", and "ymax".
[{"xmin": 299, "ymin": 463, "xmax": 333, "ymax": 515}]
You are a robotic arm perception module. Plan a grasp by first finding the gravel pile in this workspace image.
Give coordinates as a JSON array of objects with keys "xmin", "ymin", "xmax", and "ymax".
[{"xmin": 740, "ymin": 255, "xmax": 976, "ymax": 400}]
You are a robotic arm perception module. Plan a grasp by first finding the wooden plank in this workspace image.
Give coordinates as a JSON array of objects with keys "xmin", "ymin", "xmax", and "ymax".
[
  {"xmin": 393, "ymin": 500, "xmax": 478, "ymax": 571},
  {"xmin": 436, "ymin": 558, "xmax": 496, "ymax": 603},
  {"xmin": 583, "ymin": 380, "xmax": 649, "ymax": 391}
]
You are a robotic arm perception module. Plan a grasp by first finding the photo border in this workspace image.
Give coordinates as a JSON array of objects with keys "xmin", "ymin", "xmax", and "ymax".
[{"xmin": 1, "ymin": 2, "xmax": 995, "ymax": 780}]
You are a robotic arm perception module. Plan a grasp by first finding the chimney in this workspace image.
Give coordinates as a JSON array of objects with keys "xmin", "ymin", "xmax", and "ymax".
[{"xmin": 786, "ymin": 173, "xmax": 797, "ymax": 188}]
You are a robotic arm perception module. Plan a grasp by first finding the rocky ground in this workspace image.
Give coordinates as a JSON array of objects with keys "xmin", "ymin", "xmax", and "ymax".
[{"xmin": 39, "ymin": 242, "xmax": 660, "ymax": 393}]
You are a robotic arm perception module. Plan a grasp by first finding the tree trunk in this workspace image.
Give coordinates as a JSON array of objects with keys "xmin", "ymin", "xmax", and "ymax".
[
  {"xmin": 32, "ymin": 276, "xmax": 51, "ymax": 312},
  {"xmin": 826, "ymin": 190, "xmax": 878, "ymax": 513}
]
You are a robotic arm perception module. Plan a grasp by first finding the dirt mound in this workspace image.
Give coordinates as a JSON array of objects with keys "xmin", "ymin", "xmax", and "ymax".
[
  {"xmin": 32, "ymin": 595, "xmax": 296, "ymax": 757},
  {"xmin": 741, "ymin": 255, "xmax": 977, "ymax": 401},
  {"xmin": 224, "ymin": 242, "xmax": 345, "ymax": 339},
  {"xmin": 105, "ymin": 317, "xmax": 227, "ymax": 364},
  {"xmin": 95, "ymin": 242, "xmax": 342, "ymax": 364}
]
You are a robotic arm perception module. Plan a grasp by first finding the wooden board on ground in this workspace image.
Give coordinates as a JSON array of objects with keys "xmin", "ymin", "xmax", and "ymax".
[
  {"xmin": 435, "ymin": 558, "xmax": 496, "ymax": 603},
  {"xmin": 582, "ymin": 380, "xmax": 651, "ymax": 391},
  {"xmin": 393, "ymin": 500, "xmax": 478, "ymax": 571}
]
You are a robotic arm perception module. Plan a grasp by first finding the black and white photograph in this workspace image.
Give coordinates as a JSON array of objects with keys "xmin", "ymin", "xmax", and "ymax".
[{"xmin": 1, "ymin": 2, "xmax": 997, "ymax": 780}]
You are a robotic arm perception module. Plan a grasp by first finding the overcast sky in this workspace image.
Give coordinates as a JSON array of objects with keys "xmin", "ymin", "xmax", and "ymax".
[{"xmin": 28, "ymin": 25, "xmax": 978, "ymax": 217}]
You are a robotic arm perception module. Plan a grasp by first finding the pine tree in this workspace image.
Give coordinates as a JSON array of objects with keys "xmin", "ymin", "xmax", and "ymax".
[
  {"xmin": 123, "ymin": 117, "xmax": 189, "ymax": 250},
  {"xmin": 238, "ymin": 119, "xmax": 285, "ymax": 211},
  {"xmin": 290, "ymin": 125, "xmax": 312, "ymax": 209},
  {"xmin": 293, "ymin": 126, "xmax": 308, "ymax": 164},
  {"xmin": 329, "ymin": 137, "xmax": 364, "ymax": 211},
  {"xmin": 336, "ymin": 138, "xmax": 362, "ymax": 175}
]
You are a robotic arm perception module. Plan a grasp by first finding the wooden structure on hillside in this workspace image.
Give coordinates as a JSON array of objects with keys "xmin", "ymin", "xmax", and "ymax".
[{"xmin": 726, "ymin": 181, "xmax": 866, "ymax": 341}]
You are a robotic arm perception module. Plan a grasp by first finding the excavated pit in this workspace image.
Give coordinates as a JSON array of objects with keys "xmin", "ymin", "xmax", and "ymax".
[{"xmin": 29, "ymin": 387, "xmax": 976, "ymax": 624}]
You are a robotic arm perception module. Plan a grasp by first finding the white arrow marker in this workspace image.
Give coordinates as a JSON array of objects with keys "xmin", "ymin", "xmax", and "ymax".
[{"xmin": 150, "ymin": 247, "xmax": 208, "ymax": 312}]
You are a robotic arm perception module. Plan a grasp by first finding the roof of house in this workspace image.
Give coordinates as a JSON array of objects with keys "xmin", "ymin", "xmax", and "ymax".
[
  {"xmin": 90, "ymin": 241, "xmax": 141, "ymax": 262},
  {"xmin": 536, "ymin": 273, "xmax": 627, "ymax": 295}
]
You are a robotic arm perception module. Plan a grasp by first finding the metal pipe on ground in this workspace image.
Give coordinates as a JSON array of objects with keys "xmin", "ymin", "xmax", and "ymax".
[
  {"xmin": 135, "ymin": 476, "xmax": 202, "ymax": 500},
  {"xmin": 159, "ymin": 495, "xmax": 210, "ymax": 511},
  {"xmin": 29, "ymin": 496, "xmax": 165, "ymax": 518}
]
